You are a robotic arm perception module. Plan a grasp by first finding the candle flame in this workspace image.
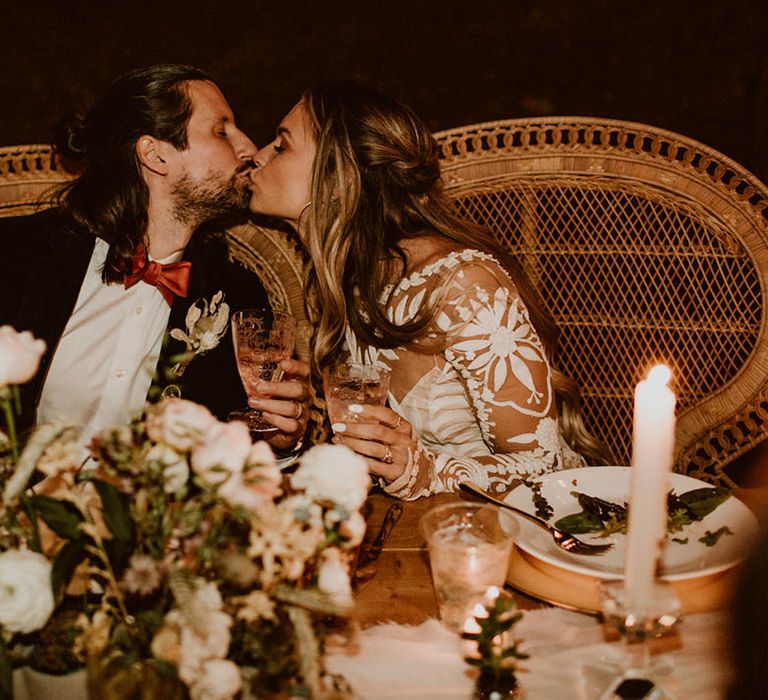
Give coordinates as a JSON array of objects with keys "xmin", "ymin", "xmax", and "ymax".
[{"xmin": 647, "ymin": 364, "xmax": 671, "ymax": 386}]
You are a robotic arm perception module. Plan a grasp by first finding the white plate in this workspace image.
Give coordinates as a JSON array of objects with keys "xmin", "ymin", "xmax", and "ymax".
[{"xmin": 505, "ymin": 466, "xmax": 760, "ymax": 581}]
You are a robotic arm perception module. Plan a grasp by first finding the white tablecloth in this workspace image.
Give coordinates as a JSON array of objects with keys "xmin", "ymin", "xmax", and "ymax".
[{"xmin": 327, "ymin": 609, "xmax": 734, "ymax": 699}]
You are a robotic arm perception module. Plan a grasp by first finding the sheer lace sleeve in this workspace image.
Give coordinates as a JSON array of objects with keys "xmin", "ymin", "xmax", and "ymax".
[{"xmin": 383, "ymin": 253, "xmax": 573, "ymax": 500}]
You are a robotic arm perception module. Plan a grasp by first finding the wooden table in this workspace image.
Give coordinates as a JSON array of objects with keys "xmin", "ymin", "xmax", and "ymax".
[{"xmin": 352, "ymin": 490, "xmax": 542, "ymax": 627}]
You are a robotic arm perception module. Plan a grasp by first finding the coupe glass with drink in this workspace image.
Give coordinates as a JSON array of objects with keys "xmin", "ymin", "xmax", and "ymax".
[
  {"xmin": 231, "ymin": 308, "xmax": 297, "ymax": 434},
  {"xmin": 323, "ymin": 362, "xmax": 391, "ymax": 429}
]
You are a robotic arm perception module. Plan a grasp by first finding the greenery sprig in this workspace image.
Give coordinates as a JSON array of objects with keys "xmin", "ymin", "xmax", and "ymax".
[{"xmin": 462, "ymin": 591, "xmax": 528, "ymax": 698}]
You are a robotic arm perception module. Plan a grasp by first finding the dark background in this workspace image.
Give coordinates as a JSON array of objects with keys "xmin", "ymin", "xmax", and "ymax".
[{"xmin": 3, "ymin": 0, "xmax": 768, "ymax": 180}]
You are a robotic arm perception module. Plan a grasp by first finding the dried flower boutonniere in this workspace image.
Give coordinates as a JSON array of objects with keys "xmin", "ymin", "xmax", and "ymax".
[{"xmin": 168, "ymin": 290, "xmax": 230, "ymax": 379}]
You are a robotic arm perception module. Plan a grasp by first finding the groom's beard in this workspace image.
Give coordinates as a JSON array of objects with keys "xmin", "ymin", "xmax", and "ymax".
[{"xmin": 171, "ymin": 167, "xmax": 251, "ymax": 228}]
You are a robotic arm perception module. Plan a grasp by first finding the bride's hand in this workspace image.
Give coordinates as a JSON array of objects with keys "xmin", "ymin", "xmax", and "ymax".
[{"xmin": 331, "ymin": 405, "xmax": 414, "ymax": 481}]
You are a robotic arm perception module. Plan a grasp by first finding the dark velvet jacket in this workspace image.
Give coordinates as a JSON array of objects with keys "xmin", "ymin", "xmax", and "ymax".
[{"xmin": 0, "ymin": 208, "xmax": 269, "ymax": 434}]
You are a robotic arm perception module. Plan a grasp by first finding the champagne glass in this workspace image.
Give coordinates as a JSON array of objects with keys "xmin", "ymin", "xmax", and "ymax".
[
  {"xmin": 323, "ymin": 362, "xmax": 391, "ymax": 430},
  {"xmin": 231, "ymin": 308, "xmax": 297, "ymax": 434},
  {"xmin": 583, "ymin": 580, "xmax": 681, "ymax": 699}
]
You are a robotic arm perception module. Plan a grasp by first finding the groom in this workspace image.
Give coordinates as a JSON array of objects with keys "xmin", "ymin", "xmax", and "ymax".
[{"xmin": 0, "ymin": 64, "xmax": 308, "ymax": 452}]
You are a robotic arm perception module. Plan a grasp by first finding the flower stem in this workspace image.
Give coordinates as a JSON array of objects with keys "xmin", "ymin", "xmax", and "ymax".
[{"xmin": 0, "ymin": 386, "xmax": 19, "ymax": 463}]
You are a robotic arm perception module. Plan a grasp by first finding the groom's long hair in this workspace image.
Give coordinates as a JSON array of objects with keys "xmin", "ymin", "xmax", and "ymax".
[{"xmin": 53, "ymin": 64, "xmax": 213, "ymax": 282}]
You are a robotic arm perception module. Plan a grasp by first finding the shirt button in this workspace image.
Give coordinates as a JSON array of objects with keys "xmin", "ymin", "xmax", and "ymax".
[
  {"xmin": 115, "ymin": 369, "xmax": 125, "ymax": 379},
  {"xmin": 136, "ymin": 306, "xmax": 143, "ymax": 315}
]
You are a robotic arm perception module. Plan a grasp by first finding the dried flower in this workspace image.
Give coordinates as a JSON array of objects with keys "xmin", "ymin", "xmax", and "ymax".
[
  {"xmin": 235, "ymin": 589, "xmax": 277, "ymax": 623},
  {"xmin": 169, "ymin": 291, "xmax": 230, "ymax": 377},
  {"xmin": 121, "ymin": 554, "xmax": 164, "ymax": 596}
]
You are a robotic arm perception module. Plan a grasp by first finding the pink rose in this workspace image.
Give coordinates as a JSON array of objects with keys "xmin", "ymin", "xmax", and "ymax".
[
  {"xmin": 0, "ymin": 326, "xmax": 46, "ymax": 388},
  {"xmin": 218, "ymin": 470, "xmax": 280, "ymax": 512},
  {"xmin": 190, "ymin": 421, "xmax": 251, "ymax": 486},
  {"xmin": 145, "ymin": 399, "xmax": 216, "ymax": 452}
]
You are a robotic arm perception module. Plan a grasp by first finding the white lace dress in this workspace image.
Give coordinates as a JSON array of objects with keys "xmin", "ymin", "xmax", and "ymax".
[{"xmin": 346, "ymin": 250, "xmax": 583, "ymax": 500}]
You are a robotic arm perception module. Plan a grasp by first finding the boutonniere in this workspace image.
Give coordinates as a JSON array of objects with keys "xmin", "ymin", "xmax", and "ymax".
[{"xmin": 168, "ymin": 290, "xmax": 230, "ymax": 379}]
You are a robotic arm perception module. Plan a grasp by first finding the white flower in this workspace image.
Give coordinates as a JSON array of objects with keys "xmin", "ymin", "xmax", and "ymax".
[
  {"xmin": 0, "ymin": 325, "xmax": 46, "ymax": 388},
  {"xmin": 317, "ymin": 549, "xmax": 352, "ymax": 609},
  {"xmin": 147, "ymin": 443, "xmax": 190, "ymax": 493},
  {"xmin": 190, "ymin": 421, "xmax": 251, "ymax": 486},
  {"xmin": 178, "ymin": 614, "xmax": 232, "ymax": 685},
  {"xmin": 145, "ymin": 399, "xmax": 216, "ymax": 452},
  {"xmin": 0, "ymin": 549, "xmax": 55, "ymax": 633},
  {"xmin": 190, "ymin": 659, "xmax": 242, "ymax": 700},
  {"xmin": 290, "ymin": 444, "xmax": 370, "ymax": 512}
]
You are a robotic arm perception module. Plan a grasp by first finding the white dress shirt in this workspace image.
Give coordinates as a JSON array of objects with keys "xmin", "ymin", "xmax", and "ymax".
[{"xmin": 37, "ymin": 238, "xmax": 181, "ymax": 442}]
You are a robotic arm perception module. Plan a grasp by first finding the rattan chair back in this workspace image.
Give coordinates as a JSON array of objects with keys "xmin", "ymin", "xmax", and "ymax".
[{"xmin": 435, "ymin": 117, "xmax": 768, "ymax": 484}]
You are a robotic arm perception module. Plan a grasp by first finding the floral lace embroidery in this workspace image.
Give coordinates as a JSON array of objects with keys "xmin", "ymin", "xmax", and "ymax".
[{"xmin": 347, "ymin": 250, "xmax": 572, "ymax": 499}]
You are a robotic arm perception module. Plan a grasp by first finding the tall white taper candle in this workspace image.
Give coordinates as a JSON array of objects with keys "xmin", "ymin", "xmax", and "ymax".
[{"xmin": 624, "ymin": 364, "xmax": 676, "ymax": 611}]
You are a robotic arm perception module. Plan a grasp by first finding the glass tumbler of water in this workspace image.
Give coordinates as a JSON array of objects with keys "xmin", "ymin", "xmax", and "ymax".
[{"xmin": 419, "ymin": 502, "xmax": 517, "ymax": 634}]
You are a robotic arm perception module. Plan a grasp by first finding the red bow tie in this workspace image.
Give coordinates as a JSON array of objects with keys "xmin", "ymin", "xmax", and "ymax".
[{"xmin": 123, "ymin": 246, "xmax": 192, "ymax": 306}]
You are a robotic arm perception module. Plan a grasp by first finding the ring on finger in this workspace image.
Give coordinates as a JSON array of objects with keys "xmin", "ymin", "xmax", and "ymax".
[
  {"xmin": 393, "ymin": 414, "xmax": 403, "ymax": 429},
  {"xmin": 293, "ymin": 403, "xmax": 304, "ymax": 419},
  {"xmin": 382, "ymin": 445, "xmax": 394, "ymax": 464}
]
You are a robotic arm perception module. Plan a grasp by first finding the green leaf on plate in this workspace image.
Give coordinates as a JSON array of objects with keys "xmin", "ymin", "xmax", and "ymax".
[
  {"xmin": 699, "ymin": 526, "xmax": 733, "ymax": 547},
  {"xmin": 679, "ymin": 487, "xmax": 731, "ymax": 520},
  {"xmin": 554, "ymin": 511, "xmax": 603, "ymax": 534}
]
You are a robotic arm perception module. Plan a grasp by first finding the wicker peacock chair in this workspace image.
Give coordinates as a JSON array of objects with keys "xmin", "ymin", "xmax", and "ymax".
[{"xmin": 434, "ymin": 117, "xmax": 768, "ymax": 486}]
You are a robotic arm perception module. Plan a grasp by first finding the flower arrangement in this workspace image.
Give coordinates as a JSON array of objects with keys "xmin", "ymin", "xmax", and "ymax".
[{"xmin": 0, "ymin": 325, "xmax": 367, "ymax": 699}]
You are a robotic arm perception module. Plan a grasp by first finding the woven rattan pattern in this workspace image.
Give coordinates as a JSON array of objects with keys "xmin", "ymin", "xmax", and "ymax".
[{"xmin": 436, "ymin": 118, "xmax": 768, "ymax": 485}]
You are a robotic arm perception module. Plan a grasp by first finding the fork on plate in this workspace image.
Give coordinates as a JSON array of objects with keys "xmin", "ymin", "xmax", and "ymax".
[{"xmin": 458, "ymin": 481, "xmax": 614, "ymax": 556}]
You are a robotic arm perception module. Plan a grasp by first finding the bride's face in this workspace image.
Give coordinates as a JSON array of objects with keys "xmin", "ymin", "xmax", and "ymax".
[{"xmin": 248, "ymin": 101, "xmax": 316, "ymax": 227}]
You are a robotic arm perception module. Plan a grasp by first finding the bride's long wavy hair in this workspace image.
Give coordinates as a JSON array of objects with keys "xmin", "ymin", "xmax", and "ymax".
[{"xmin": 301, "ymin": 81, "xmax": 607, "ymax": 464}]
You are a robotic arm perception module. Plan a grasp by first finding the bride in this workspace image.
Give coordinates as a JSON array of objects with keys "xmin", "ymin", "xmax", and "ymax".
[{"xmin": 247, "ymin": 82, "xmax": 602, "ymax": 499}]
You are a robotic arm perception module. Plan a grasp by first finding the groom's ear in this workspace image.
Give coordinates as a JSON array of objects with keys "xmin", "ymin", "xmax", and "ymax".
[{"xmin": 136, "ymin": 135, "xmax": 170, "ymax": 176}]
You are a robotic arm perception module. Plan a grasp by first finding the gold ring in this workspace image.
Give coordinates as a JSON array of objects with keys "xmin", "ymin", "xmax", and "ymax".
[
  {"xmin": 382, "ymin": 445, "xmax": 394, "ymax": 464},
  {"xmin": 293, "ymin": 403, "xmax": 304, "ymax": 419},
  {"xmin": 394, "ymin": 414, "xmax": 403, "ymax": 429}
]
